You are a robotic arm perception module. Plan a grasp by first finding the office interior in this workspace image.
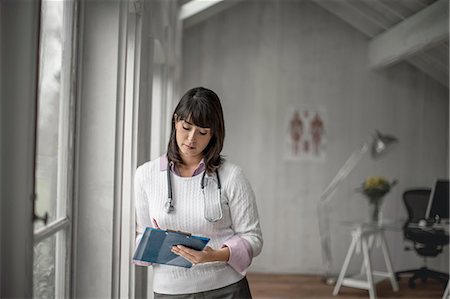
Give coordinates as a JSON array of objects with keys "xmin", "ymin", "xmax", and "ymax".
[{"xmin": 1, "ymin": 0, "xmax": 448, "ymax": 298}]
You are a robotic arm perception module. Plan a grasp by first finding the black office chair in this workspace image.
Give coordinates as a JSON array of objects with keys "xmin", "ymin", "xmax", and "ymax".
[{"xmin": 395, "ymin": 189, "xmax": 449, "ymax": 289}]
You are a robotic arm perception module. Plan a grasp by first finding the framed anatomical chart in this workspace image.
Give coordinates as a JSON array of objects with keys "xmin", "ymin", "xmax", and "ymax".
[{"xmin": 285, "ymin": 105, "xmax": 327, "ymax": 162}]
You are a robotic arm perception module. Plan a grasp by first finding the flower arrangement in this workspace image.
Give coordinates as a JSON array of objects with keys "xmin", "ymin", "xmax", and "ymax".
[
  {"xmin": 359, "ymin": 176, "xmax": 398, "ymax": 222},
  {"xmin": 361, "ymin": 176, "xmax": 397, "ymax": 201}
]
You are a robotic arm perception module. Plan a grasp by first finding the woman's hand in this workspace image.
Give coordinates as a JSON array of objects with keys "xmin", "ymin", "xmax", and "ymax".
[{"xmin": 171, "ymin": 245, "xmax": 230, "ymax": 265}]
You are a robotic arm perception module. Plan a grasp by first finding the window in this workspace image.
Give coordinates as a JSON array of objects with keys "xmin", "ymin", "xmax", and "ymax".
[{"xmin": 33, "ymin": 0, "xmax": 77, "ymax": 297}]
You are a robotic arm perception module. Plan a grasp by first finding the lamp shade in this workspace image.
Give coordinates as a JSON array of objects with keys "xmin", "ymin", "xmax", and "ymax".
[{"xmin": 371, "ymin": 131, "xmax": 398, "ymax": 158}]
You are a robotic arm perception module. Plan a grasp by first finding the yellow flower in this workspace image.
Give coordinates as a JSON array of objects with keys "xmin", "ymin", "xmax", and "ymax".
[
  {"xmin": 364, "ymin": 176, "xmax": 390, "ymax": 190},
  {"xmin": 360, "ymin": 176, "xmax": 397, "ymax": 202}
]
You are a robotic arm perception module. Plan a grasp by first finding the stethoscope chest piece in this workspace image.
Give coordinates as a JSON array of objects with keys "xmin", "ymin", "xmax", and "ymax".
[{"xmin": 165, "ymin": 199, "xmax": 174, "ymax": 213}]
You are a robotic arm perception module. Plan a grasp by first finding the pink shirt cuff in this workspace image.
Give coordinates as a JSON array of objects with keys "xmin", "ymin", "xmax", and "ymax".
[
  {"xmin": 223, "ymin": 235, "xmax": 253, "ymax": 275},
  {"xmin": 132, "ymin": 260, "xmax": 152, "ymax": 266}
]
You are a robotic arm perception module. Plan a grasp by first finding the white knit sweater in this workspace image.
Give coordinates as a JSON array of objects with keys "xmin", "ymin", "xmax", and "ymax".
[{"xmin": 134, "ymin": 158, "xmax": 263, "ymax": 294}]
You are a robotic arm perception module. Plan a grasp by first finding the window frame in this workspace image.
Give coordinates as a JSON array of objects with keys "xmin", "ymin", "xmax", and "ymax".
[{"xmin": 32, "ymin": 0, "xmax": 79, "ymax": 298}]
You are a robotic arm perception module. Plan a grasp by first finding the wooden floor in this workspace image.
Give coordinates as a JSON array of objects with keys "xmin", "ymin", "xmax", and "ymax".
[{"xmin": 247, "ymin": 273, "xmax": 445, "ymax": 299}]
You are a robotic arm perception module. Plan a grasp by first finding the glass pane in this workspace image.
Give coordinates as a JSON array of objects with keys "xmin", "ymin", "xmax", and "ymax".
[
  {"xmin": 33, "ymin": 0, "xmax": 74, "ymax": 297},
  {"xmin": 35, "ymin": 0, "xmax": 73, "ymax": 229},
  {"xmin": 33, "ymin": 230, "xmax": 67, "ymax": 299}
]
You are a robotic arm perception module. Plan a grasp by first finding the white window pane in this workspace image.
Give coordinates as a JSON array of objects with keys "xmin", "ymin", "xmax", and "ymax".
[
  {"xmin": 33, "ymin": 230, "xmax": 67, "ymax": 299},
  {"xmin": 35, "ymin": 0, "xmax": 74, "ymax": 229},
  {"xmin": 33, "ymin": 0, "xmax": 75, "ymax": 297}
]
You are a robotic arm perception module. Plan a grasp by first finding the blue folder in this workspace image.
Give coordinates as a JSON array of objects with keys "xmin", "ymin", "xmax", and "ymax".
[{"xmin": 133, "ymin": 227, "xmax": 210, "ymax": 268}]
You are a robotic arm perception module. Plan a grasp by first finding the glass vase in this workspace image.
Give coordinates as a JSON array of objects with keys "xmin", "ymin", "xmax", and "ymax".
[{"xmin": 368, "ymin": 197, "xmax": 383, "ymax": 223}]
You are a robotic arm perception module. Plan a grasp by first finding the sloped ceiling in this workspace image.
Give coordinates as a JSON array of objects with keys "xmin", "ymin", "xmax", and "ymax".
[
  {"xmin": 181, "ymin": 0, "xmax": 449, "ymax": 88},
  {"xmin": 313, "ymin": 0, "xmax": 448, "ymax": 88}
]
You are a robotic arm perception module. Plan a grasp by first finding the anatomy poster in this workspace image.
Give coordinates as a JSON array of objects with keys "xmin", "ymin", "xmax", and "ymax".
[{"xmin": 285, "ymin": 105, "xmax": 327, "ymax": 162}]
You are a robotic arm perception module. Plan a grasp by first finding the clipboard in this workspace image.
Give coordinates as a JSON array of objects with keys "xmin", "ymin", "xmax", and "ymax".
[{"xmin": 133, "ymin": 227, "xmax": 210, "ymax": 268}]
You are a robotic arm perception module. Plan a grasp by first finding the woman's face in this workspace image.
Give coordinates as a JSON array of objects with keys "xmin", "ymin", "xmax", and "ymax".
[{"xmin": 175, "ymin": 118, "xmax": 212, "ymax": 161}]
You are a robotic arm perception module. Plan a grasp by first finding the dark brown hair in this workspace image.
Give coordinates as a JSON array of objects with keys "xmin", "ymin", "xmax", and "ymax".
[{"xmin": 167, "ymin": 87, "xmax": 225, "ymax": 173}]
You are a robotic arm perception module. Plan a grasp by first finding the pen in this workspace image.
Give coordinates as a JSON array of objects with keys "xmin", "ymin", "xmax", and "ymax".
[{"xmin": 152, "ymin": 218, "xmax": 161, "ymax": 229}]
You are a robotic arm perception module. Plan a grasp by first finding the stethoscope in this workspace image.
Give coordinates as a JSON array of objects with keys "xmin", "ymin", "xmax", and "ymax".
[{"xmin": 165, "ymin": 167, "xmax": 223, "ymax": 222}]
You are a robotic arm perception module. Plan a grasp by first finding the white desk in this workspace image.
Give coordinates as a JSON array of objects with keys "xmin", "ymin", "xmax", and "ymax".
[
  {"xmin": 333, "ymin": 222, "xmax": 399, "ymax": 299},
  {"xmin": 444, "ymin": 281, "xmax": 449, "ymax": 299}
]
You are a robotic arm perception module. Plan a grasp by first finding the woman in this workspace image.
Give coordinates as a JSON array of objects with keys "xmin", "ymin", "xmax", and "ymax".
[{"xmin": 134, "ymin": 87, "xmax": 263, "ymax": 298}]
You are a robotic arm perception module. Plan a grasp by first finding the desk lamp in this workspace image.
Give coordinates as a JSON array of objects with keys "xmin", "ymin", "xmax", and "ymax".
[{"xmin": 318, "ymin": 131, "xmax": 398, "ymax": 284}]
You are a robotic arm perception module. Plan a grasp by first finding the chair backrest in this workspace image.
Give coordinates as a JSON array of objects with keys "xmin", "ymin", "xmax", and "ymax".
[
  {"xmin": 403, "ymin": 189, "xmax": 432, "ymax": 223},
  {"xmin": 402, "ymin": 188, "xmax": 449, "ymax": 255}
]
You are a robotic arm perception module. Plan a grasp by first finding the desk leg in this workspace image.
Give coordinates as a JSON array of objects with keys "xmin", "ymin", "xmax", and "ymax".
[
  {"xmin": 333, "ymin": 233, "xmax": 359, "ymax": 296},
  {"xmin": 360, "ymin": 233, "xmax": 375, "ymax": 275},
  {"xmin": 443, "ymin": 279, "xmax": 449, "ymax": 299},
  {"xmin": 362, "ymin": 236, "xmax": 377, "ymax": 299},
  {"xmin": 379, "ymin": 232, "xmax": 399, "ymax": 292}
]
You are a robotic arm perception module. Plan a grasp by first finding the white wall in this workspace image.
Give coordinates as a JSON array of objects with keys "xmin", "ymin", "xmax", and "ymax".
[
  {"xmin": 181, "ymin": 0, "xmax": 449, "ymax": 275},
  {"xmin": 0, "ymin": 1, "xmax": 39, "ymax": 296}
]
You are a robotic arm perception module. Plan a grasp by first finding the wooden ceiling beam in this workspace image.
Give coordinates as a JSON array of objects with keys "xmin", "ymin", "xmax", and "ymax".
[
  {"xmin": 180, "ymin": 0, "xmax": 242, "ymax": 29},
  {"xmin": 368, "ymin": 0, "xmax": 448, "ymax": 69}
]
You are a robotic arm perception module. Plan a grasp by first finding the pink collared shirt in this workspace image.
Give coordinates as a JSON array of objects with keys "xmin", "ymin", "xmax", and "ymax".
[
  {"xmin": 159, "ymin": 155, "xmax": 253, "ymax": 275},
  {"xmin": 159, "ymin": 155, "xmax": 206, "ymax": 176}
]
